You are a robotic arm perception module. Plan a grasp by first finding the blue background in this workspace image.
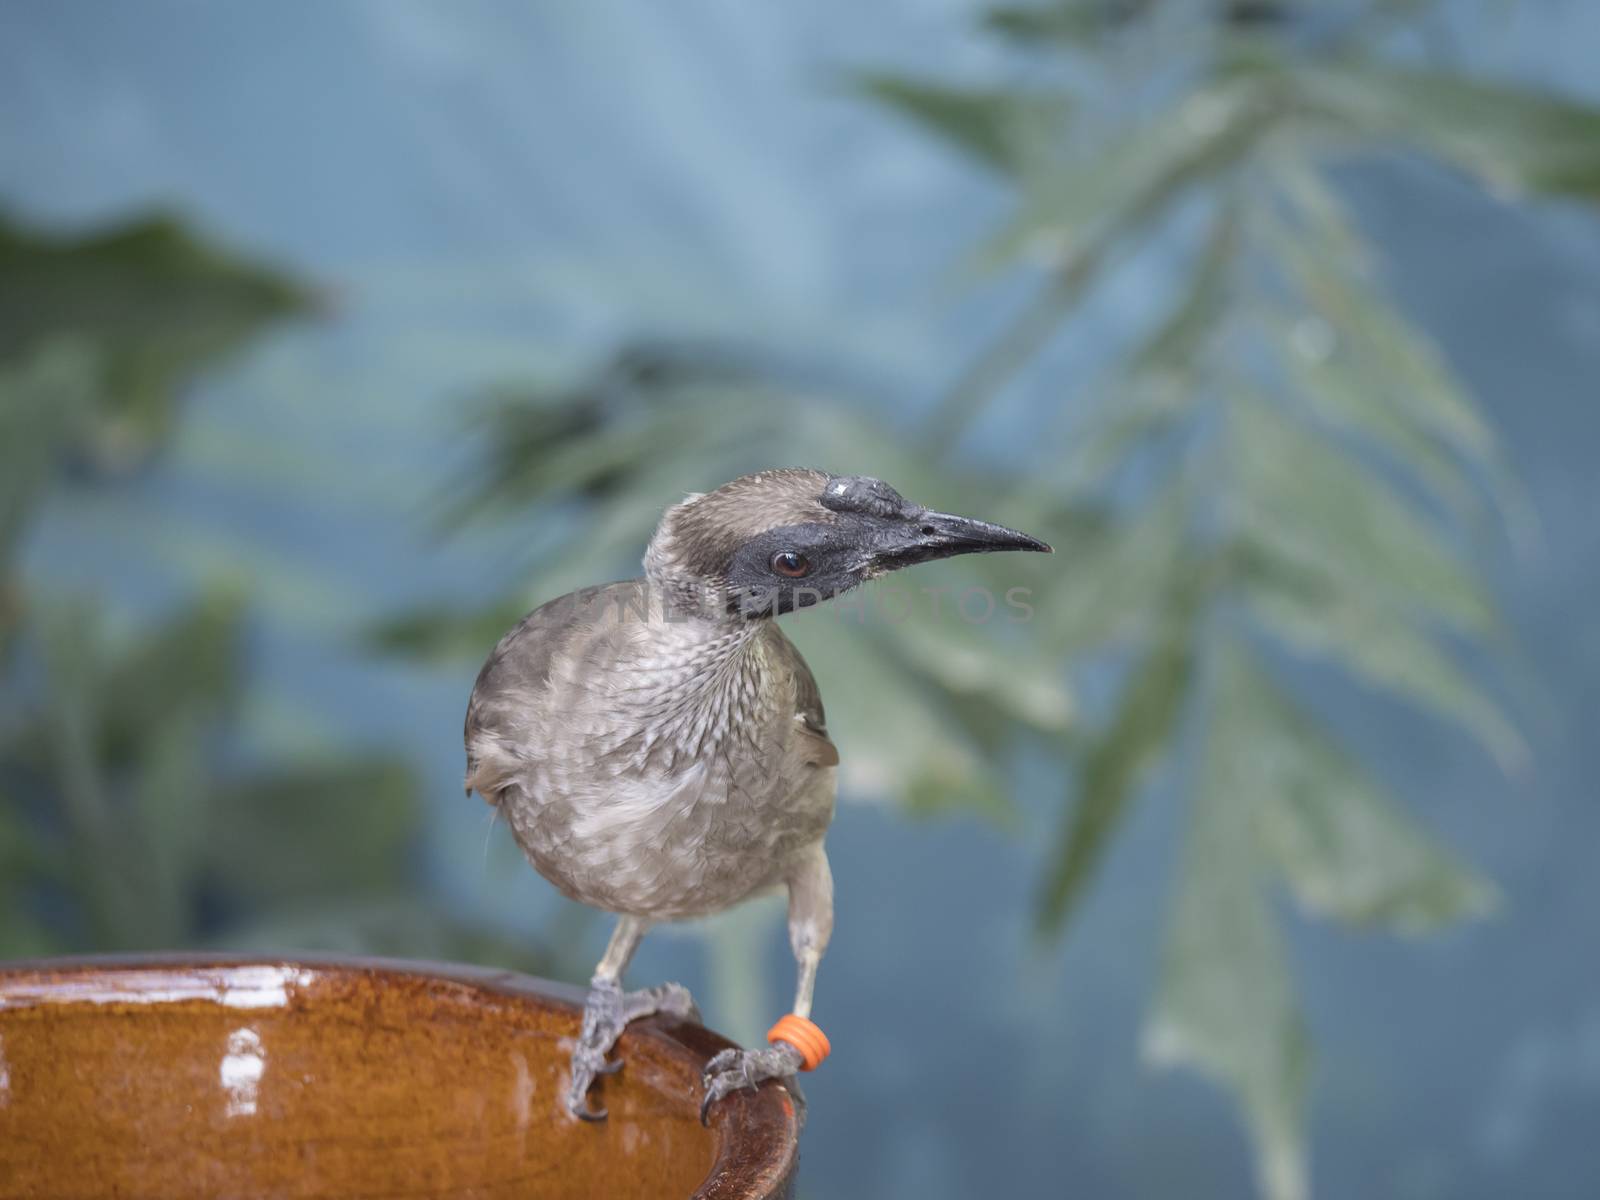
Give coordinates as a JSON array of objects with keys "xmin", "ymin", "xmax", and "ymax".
[{"xmin": 5, "ymin": 3, "xmax": 1600, "ymax": 1195}]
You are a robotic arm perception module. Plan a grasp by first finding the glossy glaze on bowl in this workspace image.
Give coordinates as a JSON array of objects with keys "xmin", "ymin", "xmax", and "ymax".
[{"xmin": 0, "ymin": 956, "xmax": 797, "ymax": 1200}]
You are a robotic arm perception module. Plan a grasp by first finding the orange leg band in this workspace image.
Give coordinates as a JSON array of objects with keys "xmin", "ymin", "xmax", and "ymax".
[{"xmin": 767, "ymin": 1014, "xmax": 830, "ymax": 1071}]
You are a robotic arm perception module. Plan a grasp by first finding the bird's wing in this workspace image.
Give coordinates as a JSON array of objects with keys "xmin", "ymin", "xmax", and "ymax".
[
  {"xmin": 763, "ymin": 623, "xmax": 840, "ymax": 769},
  {"xmin": 464, "ymin": 580, "xmax": 645, "ymax": 800}
]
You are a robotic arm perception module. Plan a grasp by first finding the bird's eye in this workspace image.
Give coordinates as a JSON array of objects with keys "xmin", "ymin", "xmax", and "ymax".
[{"xmin": 771, "ymin": 551, "xmax": 810, "ymax": 578}]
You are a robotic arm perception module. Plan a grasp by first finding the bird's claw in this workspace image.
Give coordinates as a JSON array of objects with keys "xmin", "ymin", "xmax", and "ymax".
[
  {"xmin": 566, "ymin": 978, "xmax": 699, "ymax": 1121},
  {"xmin": 565, "ymin": 1038, "xmax": 617, "ymax": 1120},
  {"xmin": 633, "ymin": 981, "xmax": 700, "ymax": 1025},
  {"xmin": 699, "ymin": 1040, "xmax": 805, "ymax": 1125}
]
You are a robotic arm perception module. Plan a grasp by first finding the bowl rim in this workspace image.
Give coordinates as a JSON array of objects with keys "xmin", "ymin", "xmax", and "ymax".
[{"xmin": 0, "ymin": 952, "xmax": 799, "ymax": 1200}]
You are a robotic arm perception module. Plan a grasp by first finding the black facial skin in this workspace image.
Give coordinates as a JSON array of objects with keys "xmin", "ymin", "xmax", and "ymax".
[
  {"xmin": 726, "ymin": 520, "xmax": 871, "ymax": 617},
  {"xmin": 724, "ymin": 500, "xmax": 1052, "ymax": 619}
]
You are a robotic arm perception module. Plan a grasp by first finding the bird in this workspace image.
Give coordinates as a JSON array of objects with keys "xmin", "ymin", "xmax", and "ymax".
[{"xmin": 463, "ymin": 467, "xmax": 1050, "ymax": 1122}]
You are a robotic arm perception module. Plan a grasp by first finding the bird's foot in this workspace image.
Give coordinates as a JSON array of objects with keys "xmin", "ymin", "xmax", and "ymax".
[
  {"xmin": 567, "ymin": 979, "xmax": 700, "ymax": 1121},
  {"xmin": 699, "ymin": 1040, "xmax": 806, "ymax": 1126}
]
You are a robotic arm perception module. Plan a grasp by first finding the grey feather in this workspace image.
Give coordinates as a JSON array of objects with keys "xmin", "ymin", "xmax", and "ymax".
[{"xmin": 464, "ymin": 577, "xmax": 837, "ymax": 918}]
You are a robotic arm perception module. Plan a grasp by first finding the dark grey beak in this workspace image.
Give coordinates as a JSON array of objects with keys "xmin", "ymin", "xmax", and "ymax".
[{"xmin": 865, "ymin": 508, "xmax": 1052, "ymax": 572}]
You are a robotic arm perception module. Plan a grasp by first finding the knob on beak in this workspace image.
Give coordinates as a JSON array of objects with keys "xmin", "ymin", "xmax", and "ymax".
[{"xmin": 865, "ymin": 509, "xmax": 1052, "ymax": 571}]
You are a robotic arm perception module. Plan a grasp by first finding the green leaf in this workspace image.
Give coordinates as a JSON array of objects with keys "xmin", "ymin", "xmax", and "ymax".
[
  {"xmin": 1262, "ymin": 166, "xmax": 1505, "ymax": 460},
  {"xmin": 1144, "ymin": 643, "xmax": 1310, "ymax": 1200},
  {"xmin": 922, "ymin": 81, "xmax": 1272, "ymax": 443},
  {"xmin": 984, "ymin": 1, "xmax": 1117, "ymax": 43},
  {"xmin": 128, "ymin": 710, "xmax": 212, "ymax": 946},
  {"xmin": 457, "ymin": 391, "xmax": 735, "ymax": 521},
  {"xmin": 29, "ymin": 601, "xmax": 153, "ymax": 946},
  {"xmin": 1059, "ymin": 200, "xmax": 1240, "ymax": 487},
  {"xmin": 100, "ymin": 589, "xmax": 246, "ymax": 765},
  {"xmin": 0, "ymin": 210, "xmax": 310, "ymax": 468},
  {"xmin": 1232, "ymin": 649, "xmax": 1497, "ymax": 931},
  {"xmin": 1131, "ymin": 198, "xmax": 1241, "ymax": 377},
  {"xmin": 448, "ymin": 347, "xmax": 778, "ymax": 525},
  {"xmin": 370, "ymin": 598, "xmax": 533, "ymax": 662},
  {"xmin": 1298, "ymin": 60, "xmax": 1600, "ymax": 202},
  {"xmin": 1063, "ymin": 387, "xmax": 1194, "ymax": 492},
  {"xmin": 1265, "ymin": 305, "xmax": 1481, "ymax": 524},
  {"xmin": 204, "ymin": 759, "xmax": 420, "ymax": 905},
  {"xmin": 1264, "ymin": 152, "xmax": 1372, "ymax": 274},
  {"xmin": 855, "ymin": 73, "xmax": 1072, "ymax": 174},
  {"xmin": 980, "ymin": 74, "xmax": 1280, "ymax": 273},
  {"xmin": 1037, "ymin": 577, "xmax": 1198, "ymax": 934},
  {"xmin": 783, "ymin": 617, "xmax": 1014, "ymax": 821},
  {"xmin": 874, "ymin": 604, "xmax": 1073, "ymax": 733},
  {"xmin": 1040, "ymin": 484, "xmax": 1188, "ymax": 657},
  {"xmin": 0, "ymin": 792, "xmax": 56, "ymax": 882},
  {"xmin": 0, "ymin": 340, "xmax": 100, "ymax": 569},
  {"xmin": 1262, "ymin": 171, "xmax": 1533, "ymax": 540},
  {"xmin": 1231, "ymin": 394, "xmax": 1495, "ymax": 635},
  {"xmin": 1239, "ymin": 545, "xmax": 1523, "ymax": 770}
]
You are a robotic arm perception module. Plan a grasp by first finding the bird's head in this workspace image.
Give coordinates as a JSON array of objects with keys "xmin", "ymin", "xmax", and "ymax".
[{"xmin": 644, "ymin": 467, "xmax": 1051, "ymax": 620}]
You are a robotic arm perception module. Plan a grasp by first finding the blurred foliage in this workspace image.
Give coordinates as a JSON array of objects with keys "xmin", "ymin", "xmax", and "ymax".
[
  {"xmin": 0, "ymin": 214, "xmax": 550, "ymax": 974},
  {"xmin": 4, "ymin": 3, "xmax": 1591, "ymax": 1192},
  {"xmin": 374, "ymin": 341, "xmax": 1071, "ymax": 820},
  {"xmin": 860, "ymin": 1, "xmax": 1591, "ymax": 1195},
  {"xmin": 380, "ymin": 2, "xmax": 1599, "ymax": 1196},
  {"xmin": 0, "ymin": 211, "xmax": 310, "ymax": 473}
]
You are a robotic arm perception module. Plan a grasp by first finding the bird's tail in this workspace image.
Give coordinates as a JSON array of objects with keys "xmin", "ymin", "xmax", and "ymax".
[
  {"xmin": 466, "ymin": 725, "xmax": 533, "ymax": 815},
  {"xmin": 463, "ymin": 754, "xmax": 503, "ymax": 806}
]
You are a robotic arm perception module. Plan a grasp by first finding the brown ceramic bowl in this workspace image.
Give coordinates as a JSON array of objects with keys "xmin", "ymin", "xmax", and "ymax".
[{"xmin": 0, "ymin": 955, "xmax": 797, "ymax": 1199}]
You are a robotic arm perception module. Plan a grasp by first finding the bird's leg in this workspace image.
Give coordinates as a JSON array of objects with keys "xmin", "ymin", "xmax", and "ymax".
[
  {"xmin": 702, "ymin": 845, "xmax": 834, "ymax": 1125},
  {"xmin": 567, "ymin": 915, "xmax": 699, "ymax": 1121}
]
